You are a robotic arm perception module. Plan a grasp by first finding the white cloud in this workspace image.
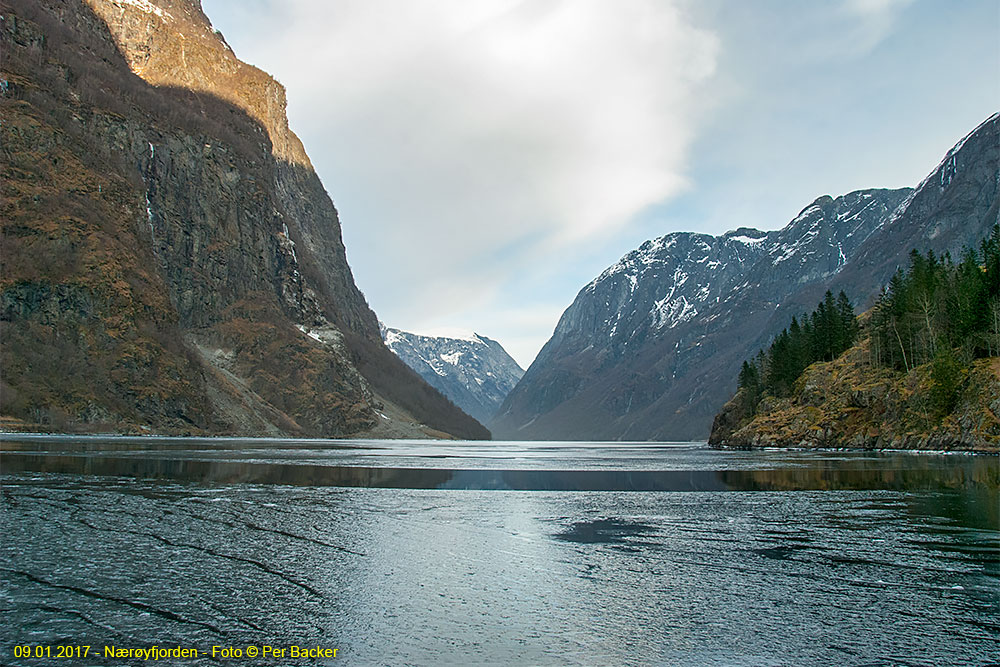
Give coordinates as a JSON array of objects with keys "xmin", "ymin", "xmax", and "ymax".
[
  {"xmin": 204, "ymin": 0, "xmax": 998, "ymax": 372},
  {"xmin": 206, "ymin": 0, "xmax": 718, "ymax": 350},
  {"xmin": 840, "ymin": 0, "xmax": 915, "ymax": 53},
  {"xmin": 842, "ymin": 0, "xmax": 913, "ymax": 19}
]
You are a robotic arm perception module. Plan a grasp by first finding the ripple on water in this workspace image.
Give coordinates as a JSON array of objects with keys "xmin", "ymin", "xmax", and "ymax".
[{"xmin": 1, "ymin": 441, "xmax": 997, "ymax": 666}]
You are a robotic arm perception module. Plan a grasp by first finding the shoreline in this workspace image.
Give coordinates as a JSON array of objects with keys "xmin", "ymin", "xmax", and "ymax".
[{"xmin": 2, "ymin": 431, "xmax": 996, "ymax": 455}]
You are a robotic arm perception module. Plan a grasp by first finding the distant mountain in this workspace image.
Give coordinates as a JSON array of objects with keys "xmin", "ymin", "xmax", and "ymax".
[
  {"xmin": 383, "ymin": 327, "xmax": 524, "ymax": 425},
  {"xmin": 0, "ymin": 0, "xmax": 489, "ymax": 440},
  {"xmin": 493, "ymin": 113, "xmax": 999, "ymax": 441}
]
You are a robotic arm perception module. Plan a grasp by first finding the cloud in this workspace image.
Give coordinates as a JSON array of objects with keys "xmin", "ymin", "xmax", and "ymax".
[
  {"xmin": 840, "ymin": 0, "xmax": 915, "ymax": 53},
  {"xmin": 206, "ymin": 0, "xmax": 718, "ymax": 339}
]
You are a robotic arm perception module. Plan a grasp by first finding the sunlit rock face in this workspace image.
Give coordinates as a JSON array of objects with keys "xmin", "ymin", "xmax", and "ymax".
[
  {"xmin": 495, "ymin": 114, "xmax": 999, "ymax": 441},
  {"xmin": 0, "ymin": 0, "xmax": 489, "ymax": 439}
]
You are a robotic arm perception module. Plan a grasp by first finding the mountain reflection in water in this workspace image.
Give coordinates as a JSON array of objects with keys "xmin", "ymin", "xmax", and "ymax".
[
  {"xmin": 1, "ymin": 436, "xmax": 997, "ymax": 666},
  {"xmin": 1, "ymin": 435, "xmax": 996, "ymax": 492}
]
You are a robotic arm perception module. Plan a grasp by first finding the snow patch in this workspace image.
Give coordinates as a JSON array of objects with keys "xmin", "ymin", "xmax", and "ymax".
[
  {"xmin": 651, "ymin": 295, "xmax": 698, "ymax": 329},
  {"xmin": 384, "ymin": 329, "xmax": 402, "ymax": 347},
  {"xmin": 296, "ymin": 325, "xmax": 322, "ymax": 343},
  {"xmin": 277, "ymin": 223, "xmax": 297, "ymax": 262},
  {"xmin": 406, "ymin": 327, "xmax": 484, "ymax": 345},
  {"xmin": 440, "ymin": 351, "xmax": 463, "ymax": 365},
  {"xmin": 296, "ymin": 324, "xmax": 345, "ymax": 348},
  {"xmin": 836, "ymin": 197, "xmax": 877, "ymax": 224},
  {"xmin": 791, "ymin": 204, "xmax": 823, "ymax": 224},
  {"xmin": 772, "ymin": 245, "xmax": 796, "ymax": 265},
  {"xmin": 940, "ymin": 154, "xmax": 958, "ymax": 188},
  {"xmin": 728, "ymin": 235, "xmax": 766, "ymax": 245},
  {"xmin": 114, "ymin": 0, "xmax": 172, "ymax": 19},
  {"xmin": 585, "ymin": 232, "xmax": 694, "ymax": 292}
]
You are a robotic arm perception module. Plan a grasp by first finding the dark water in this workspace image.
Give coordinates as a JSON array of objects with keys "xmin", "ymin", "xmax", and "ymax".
[{"xmin": 1, "ymin": 436, "xmax": 998, "ymax": 666}]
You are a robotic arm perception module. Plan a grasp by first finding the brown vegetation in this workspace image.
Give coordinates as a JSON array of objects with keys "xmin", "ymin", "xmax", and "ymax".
[
  {"xmin": 1, "ymin": 0, "xmax": 489, "ymax": 439},
  {"xmin": 710, "ymin": 338, "xmax": 1000, "ymax": 452}
]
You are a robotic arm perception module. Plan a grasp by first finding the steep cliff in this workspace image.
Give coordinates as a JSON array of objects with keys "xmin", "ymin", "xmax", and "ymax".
[
  {"xmin": 493, "ymin": 114, "xmax": 998, "ymax": 441},
  {"xmin": 0, "ymin": 0, "xmax": 489, "ymax": 439},
  {"xmin": 383, "ymin": 326, "xmax": 524, "ymax": 424}
]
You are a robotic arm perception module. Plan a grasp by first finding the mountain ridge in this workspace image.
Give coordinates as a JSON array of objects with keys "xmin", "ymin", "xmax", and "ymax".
[
  {"xmin": 492, "ymin": 188, "xmax": 910, "ymax": 440},
  {"xmin": 493, "ymin": 113, "xmax": 999, "ymax": 441},
  {"xmin": 382, "ymin": 326, "xmax": 524, "ymax": 425}
]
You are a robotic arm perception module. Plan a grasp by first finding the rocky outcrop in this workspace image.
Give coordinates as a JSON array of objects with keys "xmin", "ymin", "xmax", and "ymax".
[
  {"xmin": 709, "ymin": 341, "xmax": 1000, "ymax": 453},
  {"xmin": 383, "ymin": 327, "xmax": 524, "ymax": 424},
  {"xmin": 494, "ymin": 113, "xmax": 999, "ymax": 441},
  {"xmin": 0, "ymin": 0, "xmax": 489, "ymax": 439}
]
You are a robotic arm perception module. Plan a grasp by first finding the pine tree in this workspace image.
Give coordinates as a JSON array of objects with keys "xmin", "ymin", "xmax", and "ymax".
[
  {"xmin": 734, "ymin": 229, "xmax": 996, "ymax": 423},
  {"xmin": 836, "ymin": 291, "xmax": 858, "ymax": 353}
]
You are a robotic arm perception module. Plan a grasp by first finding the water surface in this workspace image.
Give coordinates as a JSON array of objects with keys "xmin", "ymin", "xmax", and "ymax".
[{"xmin": 1, "ymin": 436, "xmax": 997, "ymax": 665}]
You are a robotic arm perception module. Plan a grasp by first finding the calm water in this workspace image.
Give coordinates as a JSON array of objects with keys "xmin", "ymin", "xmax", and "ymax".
[{"xmin": 1, "ymin": 436, "xmax": 997, "ymax": 665}]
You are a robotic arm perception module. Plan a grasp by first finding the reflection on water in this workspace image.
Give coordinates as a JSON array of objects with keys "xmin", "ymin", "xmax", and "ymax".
[
  {"xmin": 2, "ymin": 435, "xmax": 997, "ymax": 492},
  {"xmin": 1, "ymin": 436, "xmax": 997, "ymax": 666}
]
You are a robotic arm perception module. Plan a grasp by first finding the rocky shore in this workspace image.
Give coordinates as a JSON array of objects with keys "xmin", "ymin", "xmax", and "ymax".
[{"xmin": 709, "ymin": 340, "xmax": 1000, "ymax": 453}]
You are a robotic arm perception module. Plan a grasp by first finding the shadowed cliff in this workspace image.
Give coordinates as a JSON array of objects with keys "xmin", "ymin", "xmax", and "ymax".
[{"xmin": 0, "ymin": 0, "xmax": 489, "ymax": 439}]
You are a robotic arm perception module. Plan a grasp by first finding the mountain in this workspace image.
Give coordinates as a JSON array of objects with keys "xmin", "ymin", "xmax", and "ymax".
[
  {"xmin": 493, "ymin": 113, "xmax": 999, "ymax": 441},
  {"xmin": 0, "ymin": 0, "xmax": 489, "ymax": 439},
  {"xmin": 382, "ymin": 326, "xmax": 524, "ymax": 424},
  {"xmin": 492, "ymin": 189, "xmax": 910, "ymax": 440}
]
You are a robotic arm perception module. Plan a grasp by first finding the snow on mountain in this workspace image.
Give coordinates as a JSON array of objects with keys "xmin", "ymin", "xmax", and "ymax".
[
  {"xmin": 495, "ymin": 113, "xmax": 999, "ymax": 442},
  {"xmin": 492, "ymin": 187, "xmax": 912, "ymax": 440},
  {"xmin": 381, "ymin": 326, "xmax": 524, "ymax": 425}
]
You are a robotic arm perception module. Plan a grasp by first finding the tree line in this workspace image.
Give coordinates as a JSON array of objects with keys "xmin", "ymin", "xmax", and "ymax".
[
  {"xmin": 737, "ymin": 225, "xmax": 1000, "ymax": 417},
  {"xmin": 869, "ymin": 225, "xmax": 1000, "ymax": 371},
  {"xmin": 868, "ymin": 225, "xmax": 999, "ymax": 415},
  {"xmin": 737, "ymin": 289, "xmax": 860, "ymax": 406}
]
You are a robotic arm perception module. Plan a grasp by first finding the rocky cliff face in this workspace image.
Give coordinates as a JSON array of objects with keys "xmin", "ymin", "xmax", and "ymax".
[
  {"xmin": 492, "ymin": 189, "xmax": 909, "ymax": 440},
  {"xmin": 0, "ymin": 0, "xmax": 489, "ymax": 439},
  {"xmin": 383, "ymin": 327, "xmax": 524, "ymax": 424},
  {"xmin": 709, "ymin": 341, "xmax": 1000, "ymax": 453},
  {"xmin": 493, "ymin": 113, "xmax": 999, "ymax": 441},
  {"xmin": 824, "ymin": 114, "xmax": 1000, "ymax": 302}
]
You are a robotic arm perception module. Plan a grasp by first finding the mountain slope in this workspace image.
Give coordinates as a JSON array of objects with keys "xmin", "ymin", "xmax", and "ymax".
[
  {"xmin": 493, "ymin": 113, "xmax": 999, "ymax": 441},
  {"xmin": 0, "ymin": 0, "xmax": 489, "ymax": 439},
  {"xmin": 383, "ymin": 327, "xmax": 524, "ymax": 424}
]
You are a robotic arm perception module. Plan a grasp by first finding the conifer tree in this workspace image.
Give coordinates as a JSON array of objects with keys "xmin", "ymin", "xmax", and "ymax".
[{"xmin": 735, "ymin": 228, "xmax": 996, "ymax": 422}]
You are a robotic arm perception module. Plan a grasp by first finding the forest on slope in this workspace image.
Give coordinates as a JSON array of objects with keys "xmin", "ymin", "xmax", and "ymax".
[{"xmin": 710, "ymin": 227, "xmax": 1000, "ymax": 451}]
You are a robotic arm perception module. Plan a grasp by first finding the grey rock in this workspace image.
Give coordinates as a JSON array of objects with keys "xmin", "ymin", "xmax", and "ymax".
[
  {"xmin": 383, "ymin": 326, "xmax": 524, "ymax": 424},
  {"xmin": 495, "ymin": 113, "xmax": 999, "ymax": 441}
]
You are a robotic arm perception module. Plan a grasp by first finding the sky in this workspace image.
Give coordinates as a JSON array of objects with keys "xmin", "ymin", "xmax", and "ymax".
[{"xmin": 201, "ymin": 0, "xmax": 999, "ymax": 368}]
